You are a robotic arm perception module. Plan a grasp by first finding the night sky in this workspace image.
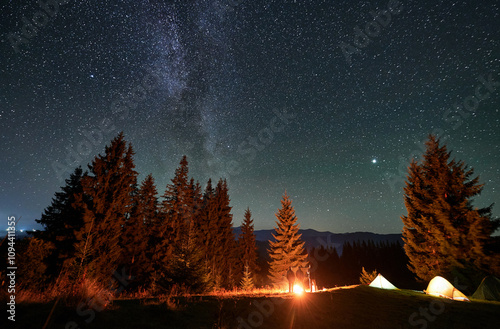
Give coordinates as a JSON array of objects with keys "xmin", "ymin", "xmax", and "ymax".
[{"xmin": 1, "ymin": 0, "xmax": 499, "ymax": 234}]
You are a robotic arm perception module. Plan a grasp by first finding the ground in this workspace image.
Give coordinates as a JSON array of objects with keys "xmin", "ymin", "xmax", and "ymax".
[{"xmin": 15, "ymin": 285, "xmax": 500, "ymax": 329}]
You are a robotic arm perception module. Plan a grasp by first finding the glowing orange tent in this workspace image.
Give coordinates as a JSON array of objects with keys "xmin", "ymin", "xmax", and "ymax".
[{"xmin": 425, "ymin": 276, "xmax": 470, "ymax": 301}]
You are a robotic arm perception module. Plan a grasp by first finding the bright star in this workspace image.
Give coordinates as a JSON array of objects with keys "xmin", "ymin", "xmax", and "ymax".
[{"xmin": 372, "ymin": 159, "xmax": 377, "ymax": 164}]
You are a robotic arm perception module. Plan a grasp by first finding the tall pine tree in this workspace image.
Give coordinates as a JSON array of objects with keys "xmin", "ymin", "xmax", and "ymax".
[
  {"xmin": 121, "ymin": 173, "xmax": 159, "ymax": 288},
  {"xmin": 198, "ymin": 179, "xmax": 237, "ymax": 290},
  {"xmin": 160, "ymin": 156, "xmax": 207, "ymax": 292},
  {"xmin": 74, "ymin": 132, "xmax": 138, "ymax": 284},
  {"xmin": 238, "ymin": 208, "xmax": 259, "ymax": 285},
  {"xmin": 268, "ymin": 192, "xmax": 308, "ymax": 287},
  {"xmin": 402, "ymin": 135, "xmax": 499, "ymax": 284},
  {"xmin": 34, "ymin": 166, "xmax": 87, "ymax": 278}
]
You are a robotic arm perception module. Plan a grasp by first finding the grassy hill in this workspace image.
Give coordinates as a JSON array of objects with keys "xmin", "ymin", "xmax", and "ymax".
[{"xmin": 16, "ymin": 285, "xmax": 500, "ymax": 329}]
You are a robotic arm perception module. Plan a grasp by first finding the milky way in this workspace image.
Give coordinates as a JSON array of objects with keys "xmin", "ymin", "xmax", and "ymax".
[{"xmin": 1, "ymin": 0, "xmax": 499, "ymax": 234}]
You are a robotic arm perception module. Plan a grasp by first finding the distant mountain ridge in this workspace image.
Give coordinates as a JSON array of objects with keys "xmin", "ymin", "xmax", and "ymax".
[{"xmin": 233, "ymin": 227, "xmax": 403, "ymax": 255}]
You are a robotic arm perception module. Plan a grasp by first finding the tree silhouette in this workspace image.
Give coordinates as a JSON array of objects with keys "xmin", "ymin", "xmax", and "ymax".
[
  {"xmin": 240, "ymin": 263, "xmax": 254, "ymax": 291},
  {"xmin": 402, "ymin": 135, "xmax": 499, "ymax": 284},
  {"xmin": 121, "ymin": 173, "xmax": 158, "ymax": 288},
  {"xmin": 34, "ymin": 166, "xmax": 86, "ymax": 279},
  {"xmin": 238, "ymin": 208, "xmax": 260, "ymax": 284},
  {"xmin": 160, "ymin": 156, "xmax": 207, "ymax": 293},
  {"xmin": 268, "ymin": 192, "xmax": 308, "ymax": 287},
  {"xmin": 74, "ymin": 132, "xmax": 138, "ymax": 284}
]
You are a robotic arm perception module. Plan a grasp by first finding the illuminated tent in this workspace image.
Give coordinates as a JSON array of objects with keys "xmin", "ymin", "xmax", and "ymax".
[
  {"xmin": 425, "ymin": 276, "xmax": 469, "ymax": 301},
  {"xmin": 369, "ymin": 274, "xmax": 397, "ymax": 289},
  {"xmin": 472, "ymin": 276, "xmax": 500, "ymax": 301}
]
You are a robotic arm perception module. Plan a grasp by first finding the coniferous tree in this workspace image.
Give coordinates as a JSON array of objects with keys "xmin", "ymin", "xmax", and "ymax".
[
  {"xmin": 17, "ymin": 237, "xmax": 54, "ymax": 289},
  {"xmin": 198, "ymin": 179, "xmax": 237, "ymax": 290},
  {"xmin": 402, "ymin": 135, "xmax": 500, "ymax": 283},
  {"xmin": 238, "ymin": 208, "xmax": 259, "ymax": 283},
  {"xmin": 161, "ymin": 156, "xmax": 207, "ymax": 292},
  {"xmin": 359, "ymin": 267, "xmax": 378, "ymax": 285},
  {"xmin": 34, "ymin": 166, "xmax": 87, "ymax": 278},
  {"xmin": 198, "ymin": 179, "xmax": 217, "ymax": 288},
  {"xmin": 149, "ymin": 206, "xmax": 173, "ymax": 293},
  {"xmin": 161, "ymin": 155, "xmax": 191, "ymax": 245},
  {"xmin": 213, "ymin": 179, "xmax": 237, "ymax": 289},
  {"xmin": 121, "ymin": 174, "xmax": 158, "ymax": 288},
  {"xmin": 240, "ymin": 263, "xmax": 254, "ymax": 291},
  {"xmin": 74, "ymin": 132, "xmax": 138, "ymax": 284},
  {"xmin": 268, "ymin": 192, "xmax": 308, "ymax": 287}
]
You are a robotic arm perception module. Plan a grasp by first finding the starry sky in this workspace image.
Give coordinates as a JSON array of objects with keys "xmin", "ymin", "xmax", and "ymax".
[{"xmin": 1, "ymin": 0, "xmax": 499, "ymax": 234}]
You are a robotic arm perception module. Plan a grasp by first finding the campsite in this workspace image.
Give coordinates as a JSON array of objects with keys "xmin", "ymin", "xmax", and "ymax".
[
  {"xmin": 15, "ymin": 284, "xmax": 500, "ymax": 329},
  {"xmin": 3, "ymin": 0, "xmax": 500, "ymax": 328}
]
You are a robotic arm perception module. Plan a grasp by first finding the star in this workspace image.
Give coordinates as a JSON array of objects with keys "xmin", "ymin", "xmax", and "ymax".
[{"xmin": 372, "ymin": 159, "xmax": 377, "ymax": 164}]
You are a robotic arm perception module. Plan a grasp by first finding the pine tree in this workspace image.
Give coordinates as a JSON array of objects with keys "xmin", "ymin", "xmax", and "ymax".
[
  {"xmin": 161, "ymin": 155, "xmax": 191, "ymax": 245},
  {"xmin": 198, "ymin": 179, "xmax": 237, "ymax": 290},
  {"xmin": 240, "ymin": 263, "xmax": 254, "ymax": 291},
  {"xmin": 213, "ymin": 179, "xmax": 237, "ymax": 289},
  {"xmin": 34, "ymin": 166, "xmax": 87, "ymax": 278},
  {"xmin": 17, "ymin": 237, "xmax": 54, "ymax": 289},
  {"xmin": 402, "ymin": 135, "xmax": 500, "ymax": 283},
  {"xmin": 74, "ymin": 132, "xmax": 138, "ymax": 284},
  {"xmin": 121, "ymin": 174, "xmax": 158, "ymax": 288},
  {"xmin": 198, "ymin": 179, "xmax": 217, "ymax": 289},
  {"xmin": 160, "ymin": 156, "xmax": 207, "ymax": 292},
  {"xmin": 238, "ymin": 208, "xmax": 260, "ymax": 284},
  {"xmin": 359, "ymin": 267, "xmax": 377, "ymax": 285},
  {"xmin": 268, "ymin": 192, "xmax": 308, "ymax": 287}
]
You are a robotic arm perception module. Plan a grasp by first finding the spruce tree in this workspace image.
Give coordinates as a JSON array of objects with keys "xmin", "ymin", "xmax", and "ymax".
[
  {"xmin": 240, "ymin": 263, "xmax": 254, "ymax": 291},
  {"xmin": 198, "ymin": 179, "xmax": 237, "ymax": 290},
  {"xmin": 238, "ymin": 208, "xmax": 259, "ymax": 283},
  {"xmin": 198, "ymin": 179, "xmax": 217, "ymax": 288},
  {"xmin": 402, "ymin": 135, "xmax": 499, "ymax": 283},
  {"xmin": 213, "ymin": 179, "xmax": 237, "ymax": 289},
  {"xmin": 34, "ymin": 166, "xmax": 86, "ymax": 278},
  {"xmin": 160, "ymin": 156, "xmax": 207, "ymax": 292},
  {"xmin": 268, "ymin": 192, "xmax": 308, "ymax": 287},
  {"xmin": 161, "ymin": 155, "xmax": 191, "ymax": 244},
  {"xmin": 121, "ymin": 174, "xmax": 158, "ymax": 288},
  {"xmin": 74, "ymin": 132, "xmax": 138, "ymax": 284}
]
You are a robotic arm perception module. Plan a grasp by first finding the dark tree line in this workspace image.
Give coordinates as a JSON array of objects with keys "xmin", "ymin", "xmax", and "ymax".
[
  {"xmin": 308, "ymin": 240, "xmax": 415, "ymax": 289},
  {"xmin": 9, "ymin": 133, "xmax": 499, "ymax": 298},
  {"xmin": 28, "ymin": 133, "xmax": 259, "ymax": 294}
]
